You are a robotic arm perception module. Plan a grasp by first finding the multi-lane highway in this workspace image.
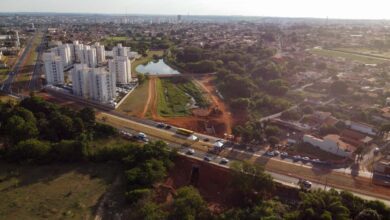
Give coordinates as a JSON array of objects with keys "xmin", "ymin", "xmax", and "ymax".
[
  {"xmin": 28, "ymin": 31, "xmax": 46, "ymax": 91},
  {"xmin": 0, "ymin": 33, "xmax": 37, "ymax": 93},
  {"xmin": 116, "ymin": 119, "xmax": 390, "ymax": 206}
]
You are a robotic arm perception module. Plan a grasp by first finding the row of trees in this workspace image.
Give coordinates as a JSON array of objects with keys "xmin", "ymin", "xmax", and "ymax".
[{"xmin": 0, "ymin": 96, "xmax": 117, "ymax": 163}]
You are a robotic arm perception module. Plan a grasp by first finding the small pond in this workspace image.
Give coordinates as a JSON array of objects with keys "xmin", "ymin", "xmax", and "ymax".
[{"xmin": 136, "ymin": 59, "xmax": 180, "ymax": 75}]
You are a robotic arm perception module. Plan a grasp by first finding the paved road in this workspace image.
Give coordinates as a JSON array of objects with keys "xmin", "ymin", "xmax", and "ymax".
[
  {"xmin": 0, "ymin": 33, "xmax": 37, "ymax": 93},
  {"xmin": 29, "ymin": 31, "xmax": 46, "ymax": 91},
  {"xmin": 113, "ymin": 123, "xmax": 390, "ymax": 206}
]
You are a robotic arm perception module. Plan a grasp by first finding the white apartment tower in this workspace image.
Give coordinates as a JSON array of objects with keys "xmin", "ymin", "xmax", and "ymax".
[
  {"xmin": 89, "ymin": 68, "xmax": 116, "ymax": 103},
  {"xmin": 43, "ymin": 53, "xmax": 64, "ymax": 85},
  {"xmin": 79, "ymin": 45, "xmax": 97, "ymax": 68},
  {"xmin": 93, "ymin": 42, "xmax": 106, "ymax": 64},
  {"xmin": 51, "ymin": 44, "xmax": 72, "ymax": 68},
  {"xmin": 71, "ymin": 64, "xmax": 90, "ymax": 98},
  {"xmin": 108, "ymin": 56, "xmax": 132, "ymax": 84},
  {"xmin": 112, "ymin": 43, "xmax": 130, "ymax": 57}
]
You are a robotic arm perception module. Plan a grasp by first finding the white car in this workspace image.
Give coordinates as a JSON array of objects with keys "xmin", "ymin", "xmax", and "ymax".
[
  {"xmin": 280, "ymin": 152, "xmax": 288, "ymax": 157},
  {"xmin": 274, "ymin": 150, "xmax": 280, "ymax": 156},
  {"xmin": 220, "ymin": 158, "xmax": 229, "ymax": 164},
  {"xmin": 266, "ymin": 151, "xmax": 275, "ymax": 157},
  {"xmin": 293, "ymin": 155, "xmax": 301, "ymax": 160},
  {"xmin": 186, "ymin": 148, "xmax": 195, "ymax": 155}
]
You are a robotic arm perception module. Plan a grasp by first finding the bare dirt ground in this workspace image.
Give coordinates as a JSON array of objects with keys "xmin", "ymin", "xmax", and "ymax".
[
  {"xmin": 146, "ymin": 75, "xmax": 235, "ymax": 137},
  {"xmin": 140, "ymin": 77, "xmax": 156, "ymax": 118}
]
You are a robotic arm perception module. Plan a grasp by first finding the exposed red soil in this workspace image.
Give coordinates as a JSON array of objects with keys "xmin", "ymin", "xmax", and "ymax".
[
  {"xmin": 148, "ymin": 75, "xmax": 238, "ymax": 138},
  {"xmin": 163, "ymin": 155, "xmax": 300, "ymax": 212}
]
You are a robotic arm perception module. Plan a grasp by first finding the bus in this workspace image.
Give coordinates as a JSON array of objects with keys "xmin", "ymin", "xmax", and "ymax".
[{"xmin": 176, "ymin": 128, "xmax": 194, "ymax": 137}]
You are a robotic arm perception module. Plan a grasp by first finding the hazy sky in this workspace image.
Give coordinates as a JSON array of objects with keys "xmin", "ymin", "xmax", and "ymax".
[{"xmin": 1, "ymin": 0, "xmax": 390, "ymax": 19}]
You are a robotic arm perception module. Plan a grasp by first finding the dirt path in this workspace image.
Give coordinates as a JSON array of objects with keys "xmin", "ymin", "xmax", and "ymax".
[
  {"xmin": 150, "ymin": 77, "xmax": 160, "ymax": 120},
  {"xmin": 140, "ymin": 78, "xmax": 154, "ymax": 118},
  {"xmin": 94, "ymin": 175, "xmax": 121, "ymax": 220},
  {"xmin": 194, "ymin": 75, "xmax": 233, "ymax": 134}
]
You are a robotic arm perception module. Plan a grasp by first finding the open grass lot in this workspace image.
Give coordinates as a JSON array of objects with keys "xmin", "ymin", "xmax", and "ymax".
[
  {"xmin": 132, "ymin": 50, "xmax": 164, "ymax": 74},
  {"xmin": 310, "ymin": 48, "xmax": 389, "ymax": 64},
  {"xmin": 0, "ymin": 162, "xmax": 119, "ymax": 220},
  {"xmin": 157, "ymin": 77, "xmax": 209, "ymax": 117},
  {"xmin": 335, "ymin": 47, "xmax": 390, "ymax": 59},
  {"xmin": 157, "ymin": 78, "xmax": 190, "ymax": 117},
  {"xmin": 116, "ymin": 79, "xmax": 150, "ymax": 116},
  {"xmin": 0, "ymin": 93, "xmax": 18, "ymax": 103},
  {"xmin": 0, "ymin": 68, "xmax": 9, "ymax": 82}
]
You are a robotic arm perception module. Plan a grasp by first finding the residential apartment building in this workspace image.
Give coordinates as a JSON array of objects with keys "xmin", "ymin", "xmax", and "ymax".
[
  {"xmin": 93, "ymin": 42, "xmax": 106, "ymax": 64},
  {"xmin": 51, "ymin": 44, "xmax": 72, "ymax": 68},
  {"xmin": 79, "ymin": 45, "xmax": 97, "ymax": 68},
  {"xmin": 43, "ymin": 52, "xmax": 64, "ymax": 85},
  {"xmin": 71, "ymin": 64, "xmax": 90, "ymax": 98},
  {"xmin": 89, "ymin": 68, "xmax": 116, "ymax": 103},
  {"xmin": 72, "ymin": 66, "xmax": 116, "ymax": 104},
  {"xmin": 108, "ymin": 56, "xmax": 132, "ymax": 84},
  {"xmin": 112, "ymin": 43, "xmax": 130, "ymax": 57}
]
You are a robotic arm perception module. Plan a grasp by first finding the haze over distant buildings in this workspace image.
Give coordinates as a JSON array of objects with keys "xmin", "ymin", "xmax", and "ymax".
[{"xmin": 0, "ymin": 0, "xmax": 390, "ymax": 20}]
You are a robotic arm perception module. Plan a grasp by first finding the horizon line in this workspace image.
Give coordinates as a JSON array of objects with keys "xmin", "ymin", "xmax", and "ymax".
[{"xmin": 0, "ymin": 11, "xmax": 389, "ymax": 21}]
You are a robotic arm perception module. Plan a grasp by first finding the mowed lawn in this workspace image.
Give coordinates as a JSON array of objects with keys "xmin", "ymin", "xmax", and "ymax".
[
  {"xmin": 0, "ymin": 163, "xmax": 119, "ymax": 220},
  {"xmin": 310, "ymin": 48, "xmax": 389, "ymax": 64},
  {"xmin": 116, "ymin": 79, "xmax": 150, "ymax": 116}
]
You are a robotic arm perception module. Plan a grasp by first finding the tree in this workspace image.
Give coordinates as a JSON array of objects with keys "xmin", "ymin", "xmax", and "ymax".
[
  {"xmin": 137, "ymin": 73, "xmax": 146, "ymax": 84},
  {"xmin": 137, "ymin": 201, "xmax": 168, "ymax": 220},
  {"xmin": 355, "ymin": 209, "xmax": 381, "ymax": 220},
  {"xmin": 125, "ymin": 188, "xmax": 151, "ymax": 204},
  {"xmin": 265, "ymin": 126, "xmax": 280, "ymax": 137},
  {"xmin": 268, "ymin": 136, "xmax": 280, "ymax": 147},
  {"xmin": 5, "ymin": 115, "xmax": 39, "ymax": 143},
  {"xmin": 298, "ymin": 189, "xmax": 350, "ymax": 220},
  {"xmin": 7, "ymin": 139, "xmax": 51, "ymax": 163},
  {"xmin": 230, "ymin": 161, "xmax": 274, "ymax": 206},
  {"xmin": 79, "ymin": 107, "xmax": 95, "ymax": 127},
  {"xmin": 170, "ymin": 186, "xmax": 210, "ymax": 220},
  {"xmin": 329, "ymin": 81, "xmax": 348, "ymax": 95}
]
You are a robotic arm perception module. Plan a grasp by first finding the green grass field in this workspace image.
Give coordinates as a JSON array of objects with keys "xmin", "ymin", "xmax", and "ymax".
[
  {"xmin": 116, "ymin": 79, "xmax": 150, "ymax": 116},
  {"xmin": 157, "ymin": 77, "xmax": 208, "ymax": 117},
  {"xmin": 310, "ymin": 48, "xmax": 389, "ymax": 64},
  {"xmin": 0, "ymin": 68, "xmax": 10, "ymax": 82},
  {"xmin": 132, "ymin": 50, "xmax": 164, "ymax": 75},
  {"xmin": 157, "ymin": 78, "xmax": 190, "ymax": 117},
  {"xmin": 0, "ymin": 162, "xmax": 119, "ymax": 220}
]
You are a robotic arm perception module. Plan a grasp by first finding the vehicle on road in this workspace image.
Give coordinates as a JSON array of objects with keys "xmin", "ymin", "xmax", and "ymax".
[
  {"xmin": 156, "ymin": 123, "xmax": 166, "ymax": 128},
  {"xmin": 293, "ymin": 155, "xmax": 301, "ymax": 161},
  {"xmin": 302, "ymin": 157, "xmax": 310, "ymax": 162},
  {"xmin": 280, "ymin": 152, "xmax": 288, "ymax": 158},
  {"xmin": 298, "ymin": 179, "xmax": 312, "ymax": 190},
  {"xmin": 274, "ymin": 150, "xmax": 280, "ymax": 156},
  {"xmin": 203, "ymin": 138, "xmax": 210, "ymax": 142},
  {"xmin": 176, "ymin": 128, "xmax": 194, "ymax": 137},
  {"xmin": 220, "ymin": 158, "xmax": 229, "ymax": 164},
  {"xmin": 165, "ymin": 125, "xmax": 172, "ymax": 130},
  {"xmin": 186, "ymin": 148, "xmax": 195, "ymax": 155},
  {"xmin": 266, "ymin": 151, "xmax": 275, "ymax": 157},
  {"xmin": 204, "ymin": 156, "xmax": 212, "ymax": 161}
]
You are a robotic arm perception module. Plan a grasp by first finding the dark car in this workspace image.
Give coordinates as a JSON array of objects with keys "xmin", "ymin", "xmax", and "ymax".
[{"xmin": 165, "ymin": 125, "xmax": 172, "ymax": 130}]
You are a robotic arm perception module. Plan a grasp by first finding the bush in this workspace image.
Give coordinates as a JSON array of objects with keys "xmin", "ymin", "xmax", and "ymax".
[
  {"xmin": 7, "ymin": 139, "xmax": 51, "ymax": 163},
  {"xmin": 125, "ymin": 188, "xmax": 151, "ymax": 204}
]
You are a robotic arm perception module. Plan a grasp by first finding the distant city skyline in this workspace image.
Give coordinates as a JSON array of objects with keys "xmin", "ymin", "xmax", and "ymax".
[{"xmin": 1, "ymin": 0, "xmax": 390, "ymax": 20}]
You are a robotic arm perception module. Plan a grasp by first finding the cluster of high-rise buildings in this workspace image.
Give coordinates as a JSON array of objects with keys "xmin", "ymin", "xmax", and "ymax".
[{"xmin": 43, "ymin": 42, "xmax": 133, "ymax": 104}]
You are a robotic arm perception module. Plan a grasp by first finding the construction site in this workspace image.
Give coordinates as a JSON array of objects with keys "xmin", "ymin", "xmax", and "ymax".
[{"xmin": 117, "ymin": 74, "xmax": 236, "ymax": 138}]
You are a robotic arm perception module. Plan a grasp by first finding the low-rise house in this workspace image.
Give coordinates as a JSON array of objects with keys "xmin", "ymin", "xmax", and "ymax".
[
  {"xmin": 346, "ymin": 121, "xmax": 377, "ymax": 136},
  {"xmin": 303, "ymin": 134, "xmax": 355, "ymax": 158},
  {"xmin": 373, "ymin": 156, "xmax": 390, "ymax": 187},
  {"xmin": 340, "ymin": 129, "xmax": 372, "ymax": 147}
]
